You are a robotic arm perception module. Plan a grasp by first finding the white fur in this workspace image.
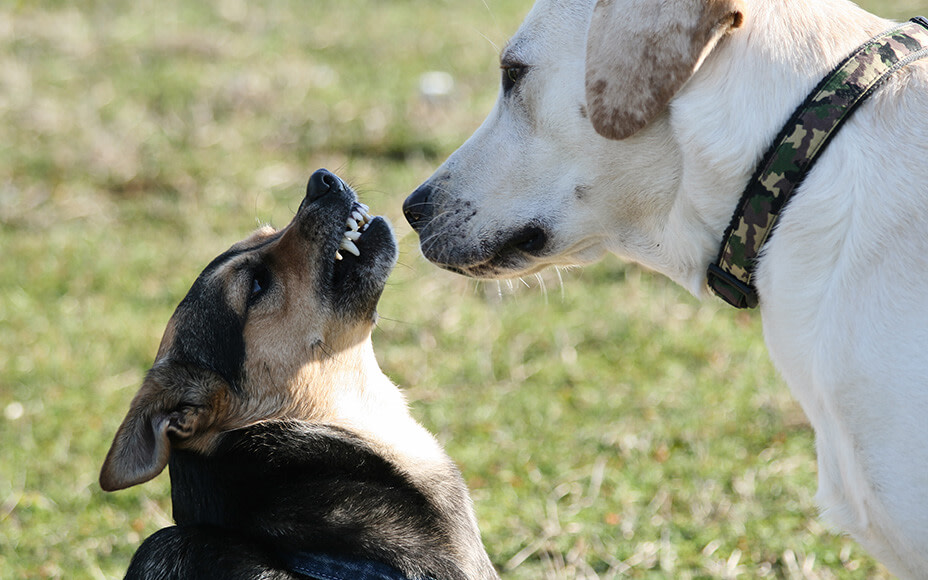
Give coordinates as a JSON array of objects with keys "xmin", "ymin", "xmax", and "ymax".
[
  {"xmin": 327, "ymin": 337, "xmax": 451, "ymax": 476},
  {"xmin": 412, "ymin": 0, "xmax": 928, "ymax": 576}
]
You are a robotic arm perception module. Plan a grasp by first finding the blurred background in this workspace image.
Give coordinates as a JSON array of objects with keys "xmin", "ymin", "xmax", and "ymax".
[{"xmin": 2, "ymin": 1, "xmax": 925, "ymax": 578}]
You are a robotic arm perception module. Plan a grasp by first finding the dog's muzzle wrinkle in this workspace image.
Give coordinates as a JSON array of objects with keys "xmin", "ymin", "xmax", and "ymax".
[{"xmin": 402, "ymin": 184, "xmax": 435, "ymax": 232}]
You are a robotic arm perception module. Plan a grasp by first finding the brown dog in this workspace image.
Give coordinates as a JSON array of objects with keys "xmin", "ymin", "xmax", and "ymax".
[{"xmin": 100, "ymin": 169, "xmax": 498, "ymax": 580}]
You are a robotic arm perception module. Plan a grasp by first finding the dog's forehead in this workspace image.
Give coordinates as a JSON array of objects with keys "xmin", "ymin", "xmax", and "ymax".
[
  {"xmin": 194, "ymin": 226, "xmax": 284, "ymax": 285},
  {"xmin": 218, "ymin": 226, "xmax": 281, "ymax": 266},
  {"xmin": 513, "ymin": 0, "xmax": 594, "ymax": 52},
  {"xmin": 235, "ymin": 225, "xmax": 279, "ymax": 250},
  {"xmin": 155, "ymin": 317, "xmax": 179, "ymax": 360}
]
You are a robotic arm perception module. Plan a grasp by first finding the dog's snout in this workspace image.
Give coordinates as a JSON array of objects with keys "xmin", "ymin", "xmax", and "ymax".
[
  {"xmin": 306, "ymin": 169, "xmax": 344, "ymax": 202},
  {"xmin": 403, "ymin": 184, "xmax": 435, "ymax": 232}
]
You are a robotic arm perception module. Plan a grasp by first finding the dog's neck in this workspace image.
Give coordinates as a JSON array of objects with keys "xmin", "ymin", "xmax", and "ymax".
[
  {"xmin": 643, "ymin": 0, "xmax": 889, "ymax": 296},
  {"xmin": 168, "ymin": 420, "xmax": 498, "ymax": 580},
  {"xmin": 194, "ymin": 337, "xmax": 500, "ymax": 578},
  {"xmin": 277, "ymin": 336, "xmax": 453, "ymax": 482}
]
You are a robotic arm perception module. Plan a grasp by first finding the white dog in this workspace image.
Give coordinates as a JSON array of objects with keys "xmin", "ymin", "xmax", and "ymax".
[{"xmin": 403, "ymin": 0, "xmax": 928, "ymax": 577}]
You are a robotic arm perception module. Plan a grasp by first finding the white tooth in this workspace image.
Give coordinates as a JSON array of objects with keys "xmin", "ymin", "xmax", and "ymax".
[
  {"xmin": 347, "ymin": 217, "xmax": 359, "ymax": 231},
  {"xmin": 358, "ymin": 202, "xmax": 369, "ymax": 212},
  {"xmin": 352, "ymin": 211, "xmax": 364, "ymax": 223},
  {"xmin": 360, "ymin": 222, "xmax": 369, "ymax": 232},
  {"xmin": 340, "ymin": 239, "xmax": 360, "ymax": 256},
  {"xmin": 344, "ymin": 230, "xmax": 361, "ymax": 241},
  {"xmin": 335, "ymin": 251, "xmax": 343, "ymax": 261}
]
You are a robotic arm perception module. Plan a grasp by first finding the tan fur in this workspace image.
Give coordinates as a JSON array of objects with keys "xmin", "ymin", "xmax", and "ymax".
[
  {"xmin": 100, "ymin": 218, "xmax": 386, "ymax": 490},
  {"xmin": 103, "ymin": 172, "xmax": 499, "ymax": 579},
  {"xmin": 586, "ymin": 0, "xmax": 744, "ymax": 139}
]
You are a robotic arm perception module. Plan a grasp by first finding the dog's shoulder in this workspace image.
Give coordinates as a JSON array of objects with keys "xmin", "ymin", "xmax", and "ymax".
[
  {"xmin": 125, "ymin": 524, "xmax": 304, "ymax": 580},
  {"xmin": 169, "ymin": 419, "xmax": 436, "ymax": 528},
  {"xmin": 216, "ymin": 419, "xmax": 394, "ymax": 469},
  {"xmin": 168, "ymin": 420, "xmax": 477, "ymax": 580}
]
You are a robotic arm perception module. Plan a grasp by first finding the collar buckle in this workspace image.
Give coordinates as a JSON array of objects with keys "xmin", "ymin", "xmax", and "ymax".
[{"xmin": 707, "ymin": 264, "xmax": 759, "ymax": 309}]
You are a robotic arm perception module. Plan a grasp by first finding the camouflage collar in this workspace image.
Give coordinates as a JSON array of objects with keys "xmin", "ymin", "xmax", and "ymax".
[{"xmin": 708, "ymin": 17, "xmax": 928, "ymax": 309}]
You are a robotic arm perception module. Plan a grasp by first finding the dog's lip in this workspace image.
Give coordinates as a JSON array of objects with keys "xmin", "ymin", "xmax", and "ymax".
[
  {"xmin": 334, "ymin": 214, "xmax": 391, "ymax": 264},
  {"xmin": 327, "ymin": 210, "xmax": 395, "ymax": 313},
  {"xmin": 416, "ymin": 221, "xmax": 552, "ymax": 277},
  {"xmin": 326, "ymin": 197, "xmax": 394, "ymax": 279},
  {"xmin": 446, "ymin": 256, "xmax": 546, "ymax": 279},
  {"xmin": 443, "ymin": 236, "xmax": 604, "ymax": 279}
]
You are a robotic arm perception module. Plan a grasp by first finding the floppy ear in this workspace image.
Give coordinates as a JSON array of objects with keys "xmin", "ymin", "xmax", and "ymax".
[
  {"xmin": 99, "ymin": 376, "xmax": 201, "ymax": 492},
  {"xmin": 585, "ymin": 0, "xmax": 744, "ymax": 140}
]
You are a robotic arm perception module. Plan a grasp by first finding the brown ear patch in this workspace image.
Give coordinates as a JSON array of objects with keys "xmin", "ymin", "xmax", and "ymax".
[{"xmin": 585, "ymin": 0, "xmax": 745, "ymax": 140}]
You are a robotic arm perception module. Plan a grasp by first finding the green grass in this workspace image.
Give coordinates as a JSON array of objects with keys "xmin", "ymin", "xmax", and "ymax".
[{"xmin": 2, "ymin": 0, "xmax": 925, "ymax": 577}]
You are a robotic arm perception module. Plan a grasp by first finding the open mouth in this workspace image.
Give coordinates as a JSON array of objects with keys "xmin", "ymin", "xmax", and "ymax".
[
  {"xmin": 334, "ymin": 201, "xmax": 374, "ymax": 262},
  {"xmin": 327, "ymin": 203, "xmax": 396, "ymax": 314},
  {"xmin": 300, "ymin": 169, "xmax": 396, "ymax": 314}
]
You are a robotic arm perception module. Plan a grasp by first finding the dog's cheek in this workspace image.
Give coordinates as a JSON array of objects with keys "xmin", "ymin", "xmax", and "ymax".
[{"xmin": 237, "ymin": 316, "xmax": 322, "ymax": 419}]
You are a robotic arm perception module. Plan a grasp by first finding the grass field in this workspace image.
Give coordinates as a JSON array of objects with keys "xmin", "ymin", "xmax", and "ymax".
[{"xmin": 2, "ymin": 1, "xmax": 926, "ymax": 578}]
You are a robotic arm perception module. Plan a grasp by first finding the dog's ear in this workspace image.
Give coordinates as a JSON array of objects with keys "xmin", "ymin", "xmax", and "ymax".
[
  {"xmin": 585, "ymin": 0, "xmax": 744, "ymax": 140},
  {"xmin": 99, "ymin": 375, "xmax": 202, "ymax": 492}
]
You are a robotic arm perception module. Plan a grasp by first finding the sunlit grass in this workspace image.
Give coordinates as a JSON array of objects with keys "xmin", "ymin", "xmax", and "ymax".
[{"xmin": 2, "ymin": 0, "xmax": 924, "ymax": 577}]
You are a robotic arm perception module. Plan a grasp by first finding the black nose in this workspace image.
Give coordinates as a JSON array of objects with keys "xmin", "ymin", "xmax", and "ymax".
[
  {"xmin": 403, "ymin": 184, "xmax": 435, "ymax": 231},
  {"xmin": 306, "ymin": 168, "xmax": 344, "ymax": 202}
]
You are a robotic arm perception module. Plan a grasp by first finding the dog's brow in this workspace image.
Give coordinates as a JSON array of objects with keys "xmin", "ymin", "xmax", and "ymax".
[
  {"xmin": 500, "ymin": 38, "xmax": 529, "ymax": 65},
  {"xmin": 201, "ymin": 232, "xmax": 282, "ymax": 277}
]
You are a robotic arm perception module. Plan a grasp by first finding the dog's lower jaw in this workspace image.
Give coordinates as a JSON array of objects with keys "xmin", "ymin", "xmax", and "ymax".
[{"xmin": 423, "ymin": 232, "xmax": 611, "ymax": 281}]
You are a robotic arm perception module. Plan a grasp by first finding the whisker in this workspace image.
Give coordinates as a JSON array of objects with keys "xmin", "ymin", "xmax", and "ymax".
[
  {"xmin": 555, "ymin": 267, "xmax": 566, "ymax": 301},
  {"xmin": 535, "ymin": 273, "xmax": 548, "ymax": 304},
  {"xmin": 417, "ymin": 211, "xmax": 461, "ymax": 255},
  {"xmin": 311, "ymin": 340, "xmax": 334, "ymax": 361},
  {"xmin": 402, "ymin": 200, "xmax": 441, "ymax": 211}
]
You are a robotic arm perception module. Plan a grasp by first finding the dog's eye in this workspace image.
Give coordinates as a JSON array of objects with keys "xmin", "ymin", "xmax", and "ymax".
[
  {"xmin": 249, "ymin": 267, "xmax": 272, "ymax": 304},
  {"xmin": 501, "ymin": 65, "xmax": 526, "ymax": 94}
]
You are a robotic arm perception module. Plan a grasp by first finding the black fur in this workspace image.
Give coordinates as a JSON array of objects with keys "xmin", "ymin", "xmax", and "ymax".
[
  {"xmin": 126, "ymin": 421, "xmax": 481, "ymax": 580},
  {"xmin": 126, "ymin": 525, "xmax": 299, "ymax": 580},
  {"xmin": 110, "ymin": 172, "xmax": 496, "ymax": 579},
  {"xmin": 172, "ymin": 255, "xmax": 248, "ymax": 393},
  {"xmin": 169, "ymin": 232, "xmax": 283, "ymax": 394}
]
